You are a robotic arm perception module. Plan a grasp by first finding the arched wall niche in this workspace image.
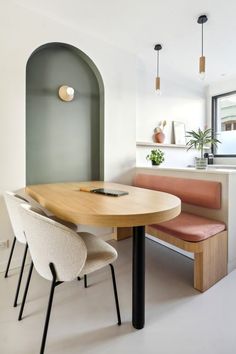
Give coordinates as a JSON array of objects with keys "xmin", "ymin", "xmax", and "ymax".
[{"xmin": 26, "ymin": 42, "xmax": 104, "ymax": 185}]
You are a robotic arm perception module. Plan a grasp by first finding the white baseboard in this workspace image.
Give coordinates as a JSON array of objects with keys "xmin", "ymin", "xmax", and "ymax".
[{"xmin": 227, "ymin": 258, "xmax": 236, "ymax": 273}]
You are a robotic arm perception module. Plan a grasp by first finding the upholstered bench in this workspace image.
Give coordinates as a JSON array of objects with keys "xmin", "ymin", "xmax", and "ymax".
[{"xmin": 134, "ymin": 173, "xmax": 228, "ymax": 292}]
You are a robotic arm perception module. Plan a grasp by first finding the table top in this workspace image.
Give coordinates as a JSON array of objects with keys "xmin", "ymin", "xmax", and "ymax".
[{"xmin": 26, "ymin": 181, "xmax": 181, "ymax": 227}]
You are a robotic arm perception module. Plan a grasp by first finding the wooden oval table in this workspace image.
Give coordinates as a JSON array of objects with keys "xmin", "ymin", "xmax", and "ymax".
[{"xmin": 26, "ymin": 181, "xmax": 181, "ymax": 330}]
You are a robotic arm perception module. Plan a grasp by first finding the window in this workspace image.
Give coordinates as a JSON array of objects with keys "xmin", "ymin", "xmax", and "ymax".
[{"xmin": 212, "ymin": 91, "xmax": 236, "ymax": 156}]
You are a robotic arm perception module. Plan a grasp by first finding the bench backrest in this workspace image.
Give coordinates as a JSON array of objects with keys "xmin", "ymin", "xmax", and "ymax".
[{"xmin": 134, "ymin": 174, "xmax": 221, "ymax": 209}]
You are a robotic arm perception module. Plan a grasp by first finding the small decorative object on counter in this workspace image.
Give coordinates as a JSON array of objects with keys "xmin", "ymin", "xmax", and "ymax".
[
  {"xmin": 204, "ymin": 152, "xmax": 214, "ymax": 165},
  {"xmin": 173, "ymin": 121, "xmax": 186, "ymax": 145},
  {"xmin": 146, "ymin": 149, "xmax": 165, "ymax": 166},
  {"xmin": 186, "ymin": 128, "xmax": 220, "ymax": 170},
  {"xmin": 154, "ymin": 120, "xmax": 166, "ymax": 143}
]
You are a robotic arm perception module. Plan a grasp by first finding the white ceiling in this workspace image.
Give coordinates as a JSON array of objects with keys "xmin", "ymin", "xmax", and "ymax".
[{"xmin": 15, "ymin": 0, "xmax": 236, "ymax": 85}]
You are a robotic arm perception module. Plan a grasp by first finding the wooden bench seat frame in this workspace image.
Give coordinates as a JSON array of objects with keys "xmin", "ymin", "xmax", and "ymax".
[
  {"xmin": 146, "ymin": 226, "xmax": 228, "ymax": 292},
  {"xmin": 115, "ymin": 226, "xmax": 228, "ymax": 292}
]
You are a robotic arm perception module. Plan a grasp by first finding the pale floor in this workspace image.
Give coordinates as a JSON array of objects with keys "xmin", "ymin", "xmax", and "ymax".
[{"xmin": 1, "ymin": 238, "xmax": 236, "ymax": 354}]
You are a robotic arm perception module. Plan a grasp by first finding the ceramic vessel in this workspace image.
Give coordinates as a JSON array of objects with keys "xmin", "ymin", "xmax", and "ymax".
[
  {"xmin": 195, "ymin": 157, "xmax": 207, "ymax": 169},
  {"xmin": 151, "ymin": 161, "xmax": 160, "ymax": 166},
  {"xmin": 155, "ymin": 131, "xmax": 165, "ymax": 143}
]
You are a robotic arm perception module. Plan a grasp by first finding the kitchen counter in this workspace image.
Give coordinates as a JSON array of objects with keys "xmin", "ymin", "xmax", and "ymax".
[{"xmin": 137, "ymin": 165, "xmax": 236, "ymax": 175}]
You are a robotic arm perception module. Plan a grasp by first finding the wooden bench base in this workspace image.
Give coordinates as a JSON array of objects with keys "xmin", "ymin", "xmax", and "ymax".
[
  {"xmin": 147, "ymin": 226, "xmax": 228, "ymax": 292},
  {"xmin": 113, "ymin": 227, "xmax": 133, "ymax": 241}
]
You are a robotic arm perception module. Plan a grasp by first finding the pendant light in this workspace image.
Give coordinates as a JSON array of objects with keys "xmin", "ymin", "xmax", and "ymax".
[
  {"xmin": 197, "ymin": 15, "xmax": 208, "ymax": 80},
  {"xmin": 154, "ymin": 44, "xmax": 162, "ymax": 94}
]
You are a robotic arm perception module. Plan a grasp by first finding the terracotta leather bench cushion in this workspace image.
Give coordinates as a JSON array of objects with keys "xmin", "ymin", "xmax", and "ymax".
[
  {"xmin": 150, "ymin": 212, "xmax": 226, "ymax": 242},
  {"xmin": 134, "ymin": 174, "xmax": 221, "ymax": 209}
]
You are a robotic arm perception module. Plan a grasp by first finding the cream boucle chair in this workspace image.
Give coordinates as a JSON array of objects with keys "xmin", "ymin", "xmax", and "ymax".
[
  {"xmin": 4, "ymin": 192, "xmax": 30, "ymax": 307},
  {"xmin": 4, "ymin": 191, "xmax": 77, "ymax": 308},
  {"xmin": 19, "ymin": 203, "xmax": 121, "ymax": 354}
]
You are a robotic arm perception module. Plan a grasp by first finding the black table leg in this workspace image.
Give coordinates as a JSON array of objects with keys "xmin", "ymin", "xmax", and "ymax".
[{"xmin": 132, "ymin": 225, "xmax": 145, "ymax": 329}]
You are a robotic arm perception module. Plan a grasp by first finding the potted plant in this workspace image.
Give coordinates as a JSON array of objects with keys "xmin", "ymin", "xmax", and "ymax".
[
  {"xmin": 146, "ymin": 149, "xmax": 165, "ymax": 166},
  {"xmin": 186, "ymin": 128, "xmax": 221, "ymax": 169}
]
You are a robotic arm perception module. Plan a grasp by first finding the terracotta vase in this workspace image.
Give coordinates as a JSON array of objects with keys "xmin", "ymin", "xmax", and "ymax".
[{"xmin": 154, "ymin": 131, "xmax": 165, "ymax": 143}]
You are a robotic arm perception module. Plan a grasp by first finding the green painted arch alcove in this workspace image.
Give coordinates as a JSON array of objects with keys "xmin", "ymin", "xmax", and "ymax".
[{"xmin": 26, "ymin": 42, "xmax": 104, "ymax": 185}]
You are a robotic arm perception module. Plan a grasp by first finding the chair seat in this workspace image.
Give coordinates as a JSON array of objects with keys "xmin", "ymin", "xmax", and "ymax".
[
  {"xmin": 150, "ymin": 212, "xmax": 226, "ymax": 242},
  {"xmin": 78, "ymin": 232, "xmax": 117, "ymax": 276}
]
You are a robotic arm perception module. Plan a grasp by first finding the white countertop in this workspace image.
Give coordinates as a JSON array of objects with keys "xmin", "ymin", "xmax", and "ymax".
[{"xmin": 136, "ymin": 165, "xmax": 236, "ymax": 175}]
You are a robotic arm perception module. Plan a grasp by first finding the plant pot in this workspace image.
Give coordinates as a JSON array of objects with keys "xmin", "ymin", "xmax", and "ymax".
[
  {"xmin": 195, "ymin": 157, "xmax": 207, "ymax": 170},
  {"xmin": 151, "ymin": 161, "xmax": 160, "ymax": 166},
  {"xmin": 154, "ymin": 131, "xmax": 165, "ymax": 143}
]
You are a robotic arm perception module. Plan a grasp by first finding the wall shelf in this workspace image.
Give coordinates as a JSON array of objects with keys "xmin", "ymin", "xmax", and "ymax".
[
  {"xmin": 136, "ymin": 141, "xmax": 187, "ymax": 148},
  {"xmin": 136, "ymin": 141, "xmax": 210, "ymax": 150}
]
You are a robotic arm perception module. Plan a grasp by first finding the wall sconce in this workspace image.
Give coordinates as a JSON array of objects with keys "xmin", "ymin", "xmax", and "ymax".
[
  {"xmin": 154, "ymin": 44, "xmax": 162, "ymax": 95},
  {"xmin": 58, "ymin": 85, "xmax": 75, "ymax": 102},
  {"xmin": 197, "ymin": 15, "xmax": 208, "ymax": 80}
]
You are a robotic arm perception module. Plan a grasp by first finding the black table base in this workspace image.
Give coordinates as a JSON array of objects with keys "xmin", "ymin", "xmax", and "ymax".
[{"xmin": 132, "ymin": 225, "xmax": 145, "ymax": 329}]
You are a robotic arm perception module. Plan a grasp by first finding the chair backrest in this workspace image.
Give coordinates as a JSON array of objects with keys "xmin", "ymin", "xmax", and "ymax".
[
  {"xmin": 134, "ymin": 174, "xmax": 222, "ymax": 209},
  {"xmin": 19, "ymin": 204, "xmax": 87, "ymax": 282},
  {"xmin": 4, "ymin": 191, "xmax": 29, "ymax": 244}
]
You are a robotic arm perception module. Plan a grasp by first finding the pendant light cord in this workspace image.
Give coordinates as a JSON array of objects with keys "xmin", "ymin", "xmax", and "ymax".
[
  {"xmin": 201, "ymin": 23, "xmax": 204, "ymax": 56},
  {"xmin": 156, "ymin": 50, "xmax": 160, "ymax": 77}
]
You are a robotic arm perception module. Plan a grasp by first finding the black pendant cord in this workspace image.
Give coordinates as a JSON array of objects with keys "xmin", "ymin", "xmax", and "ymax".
[
  {"xmin": 198, "ymin": 15, "xmax": 208, "ymax": 57},
  {"xmin": 201, "ymin": 22, "xmax": 204, "ymax": 56},
  {"xmin": 156, "ymin": 50, "xmax": 159, "ymax": 77},
  {"xmin": 154, "ymin": 44, "xmax": 162, "ymax": 79}
]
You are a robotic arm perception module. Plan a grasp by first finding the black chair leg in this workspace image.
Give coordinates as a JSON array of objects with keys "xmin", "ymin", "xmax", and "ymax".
[
  {"xmin": 40, "ymin": 263, "xmax": 59, "ymax": 354},
  {"xmin": 18, "ymin": 261, "xmax": 34, "ymax": 321},
  {"xmin": 109, "ymin": 264, "xmax": 121, "ymax": 325},
  {"xmin": 13, "ymin": 243, "xmax": 28, "ymax": 307},
  {"xmin": 84, "ymin": 274, "xmax": 87, "ymax": 288},
  {"xmin": 5, "ymin": 236, "xmax": 16, "ymax": 278}
]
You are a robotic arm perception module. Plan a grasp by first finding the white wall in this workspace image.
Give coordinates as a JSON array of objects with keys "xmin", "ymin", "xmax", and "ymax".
[
  {"xmin": 206, "ymin": 76, "xmax": 236, "ymax": 165},
  {"xmin": 136, "ymin": 146, "xmax": 199, "ymax": 168},
  {"xmin": 0, "ymin": 2, "xmax": 136, "ymax": 271},
  {"xmin": 136, "ymin": 53, "xmax": 206, "ymax": 167}
]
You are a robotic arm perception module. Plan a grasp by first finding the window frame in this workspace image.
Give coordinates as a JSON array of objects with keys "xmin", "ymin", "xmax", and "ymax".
[{"xmin": 212, "ymin": 90, "xmax": 236, "ymax": 157}]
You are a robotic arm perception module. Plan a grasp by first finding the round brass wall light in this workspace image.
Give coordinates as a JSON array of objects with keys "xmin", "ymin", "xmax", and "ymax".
[{"xmin": 58, "ymin": 85, "xmax": 75, "ymax": 102}]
